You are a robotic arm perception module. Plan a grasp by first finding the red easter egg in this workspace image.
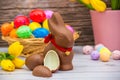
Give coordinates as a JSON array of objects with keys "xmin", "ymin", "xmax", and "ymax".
[
  {"xmin": 29, "ymin": 9, "xmax": 46, "ymax": 23},
  {"xmin": 1, "ymin": 23, "xmax": 13, "ymax": 36},
  {"xmin": 14, "ymin": 15, "xmax": 30, "ymax": 28}
]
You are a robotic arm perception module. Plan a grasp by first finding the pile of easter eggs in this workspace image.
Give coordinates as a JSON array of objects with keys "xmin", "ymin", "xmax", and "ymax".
[
  {"xmin": 1, "ymin": 9, "xmax": 75, "ymax": 39},
  {"xmin": 83, "ymin": 44, "xmax": 120, "ymax": 62},
  {"xmin": 1, "ymin": 9, "xmax": 54, "ymax": 39}
]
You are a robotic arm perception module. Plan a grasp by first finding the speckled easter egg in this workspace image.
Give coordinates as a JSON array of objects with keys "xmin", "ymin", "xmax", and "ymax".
[
  {"xmin": 112, "ymin": 50, "xmax": 120, "ymax": 60},
  {"xmin": 100, "ymin": 53, "xmax": 110, "ymax": 62},
  {"xmin": 32, "ymin": 28, "xmax": 49, "ymax": 38},
  {"xmin": 1, "ymin": 23, "xmax": 14, "ymax": 36},
  {"xmin": 44, "ymin": 10, "xmax": 53, "ymax": 19},
  {"xmin": 113, "ymin": 50, "xmax": 120, "ymax": 54},
  {"xmin": 65, "ymin": 24, "xmax": 74, "ymax": 33},
  {"xmin": 9, "ymin": 29, "xmax": 18, "ymax": 38},
  {"xmin": 14, "ymin": 15, "xmax": 30, "ymax": 28},
  {"xmin": 29, "ymin": 22, "xmax": 41, "ymax": 31},
  {"xmin": 29, "ymin": 9, "xmax": 46, "ymax": 23},
  {"xmin": 83, "ymin": 45, "xmax": 94, "ymax": 55},
  {"xmin": 16, "ymin": 26, "xmax": 32, "ymax": 38},
  {"xmin": 91, "ymin": 51, "xmax": 100, "ymax": 60},
  {"xmin": 42, "ymin": 19, "xmax": 49, "ymax": 31}
]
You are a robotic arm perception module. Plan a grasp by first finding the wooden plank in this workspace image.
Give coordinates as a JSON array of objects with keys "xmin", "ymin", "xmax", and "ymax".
[
  {"xmin": 0, "ymin": 0, "xmax": 110, "ymax": 46},
  {"xmin": 0, "ymin": 46, "xmax": 120, "ymax": 80},
  {"xmin": 0, "ymin": 0, "xmax": 94, "ymax": 46}
]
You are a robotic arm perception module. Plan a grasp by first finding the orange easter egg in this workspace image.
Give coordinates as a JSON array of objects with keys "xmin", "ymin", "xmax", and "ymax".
[
  {"xmin": 1, "ymin": 23, "xmax": 14, "ymax": 36},
  {"xmin": 100, "ymin": 53, "xmax": 110, "ymax": 62},
  {"xmin": 9, "ymin": 29, "xmax": 18, "ymax": 38}
]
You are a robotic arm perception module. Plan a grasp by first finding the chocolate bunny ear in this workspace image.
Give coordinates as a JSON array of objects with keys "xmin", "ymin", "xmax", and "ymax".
[
  {"xmin": 48, "ymin": 12, "xmax": 74, "ymax": 48},
  {"xmin": 48, "ymin": 12, "xmax": 65, "ymax": 33},
  {"xmin": 48, "ymin": 12, "xmax": 65, "ymax": 28}
]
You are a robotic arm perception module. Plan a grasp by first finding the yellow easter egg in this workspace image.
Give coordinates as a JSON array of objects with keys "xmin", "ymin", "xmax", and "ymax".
[
  {"xmin": 43, "ymin": 19, "xmax": 49, "ymax": 31},
  {"xmin": 29, "ymin": 22, "xmax": 41, "ymax": 31},
  {"xmin": 100, "ymin": 53, "xmax": 110, "ymax": 62},
  {"xmin": 11, "ymin": 21, "xmax": 14, "ymax": 27},
  {"xmin": 100, "ymin": 47, "xmax": 111, "ymax": 55}
]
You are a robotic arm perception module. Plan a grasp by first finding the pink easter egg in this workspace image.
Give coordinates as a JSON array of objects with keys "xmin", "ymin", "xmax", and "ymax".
[
  {"xmin": 112, "ymin": 50, "xmax": 120, "ymax": 60},
  {"xmin": 44, "ymin": 10, "xmax": 54, "ymax": 19},
  {"xmin": 83, "ymin": 45, "xmax": 94, "ymax": 55},
  {"xmin": 65, "ymin": 24, "xmax": 74, "ymax": 33}
]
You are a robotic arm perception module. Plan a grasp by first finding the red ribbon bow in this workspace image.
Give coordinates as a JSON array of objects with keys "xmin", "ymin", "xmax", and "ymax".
[{"xmin": 44, "ymin": 34, "xmax": 72, "ymax": 53}]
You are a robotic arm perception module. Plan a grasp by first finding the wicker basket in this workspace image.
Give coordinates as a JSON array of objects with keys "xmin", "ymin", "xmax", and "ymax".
[{"xmin": 2, "ymin": 32, "xmax": 79, "ymax": 57}]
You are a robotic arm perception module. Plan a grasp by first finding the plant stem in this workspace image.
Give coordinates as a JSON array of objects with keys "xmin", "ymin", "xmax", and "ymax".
[{"xmin": 111, "ymin": 0, "xmax": 120, "ymax": 10}]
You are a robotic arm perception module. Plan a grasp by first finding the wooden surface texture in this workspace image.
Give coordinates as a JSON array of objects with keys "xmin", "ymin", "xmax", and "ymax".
[
  {"xmin": 0, "ymin": 46, "xmax": 120, "ymax": 80},
  {"xmin": 0, "ymin": 0, "xmax": 94, "ymax": 46},
  {"xmin": 0, "ymin": 0, "xmax": 110, "ymax": 46}
]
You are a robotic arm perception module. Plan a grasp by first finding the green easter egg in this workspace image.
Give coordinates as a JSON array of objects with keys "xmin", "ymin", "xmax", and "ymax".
[
  {"xmin": 29, "ymin": 22, "xmax": 41, "ymax": 31},
  {"xmin": 16, "ymin": 25, "xmax": 32, "ymax": 38},
  {"xmin": 43, "ymin": 19, "xmax": 49, "ymax": 31}
]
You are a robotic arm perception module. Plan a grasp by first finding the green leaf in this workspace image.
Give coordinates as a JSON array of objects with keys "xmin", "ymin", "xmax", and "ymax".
[
  {"xmin": 86, "ymin": 4, "xmax": 94, "ymax": 10},
  {"xmin": 111, "ymin": 0, "xmax": 119, "ymax": 10},
  {"xmin": 0, "ymin": 52, "xmax": 6, "ymax": 61},
  {"xmin": 77, "ymin": 0, "xmax": 94, "ymax": 10},
  {"xmin": 5, "ymin": 53, "xmax": 15, "ymax": 60},
  {"xmin": 77, "ymin": 0, "xmax": 84, "ymax": 4},
  {"xmin": 117, "ymin": 0, "xmax": 120, "ymax": 9}
]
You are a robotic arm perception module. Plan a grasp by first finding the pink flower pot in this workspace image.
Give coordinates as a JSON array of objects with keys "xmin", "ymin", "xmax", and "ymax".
[{"xmin": 90, "ymin": 10, "xmax": 120, "ymax": 51}]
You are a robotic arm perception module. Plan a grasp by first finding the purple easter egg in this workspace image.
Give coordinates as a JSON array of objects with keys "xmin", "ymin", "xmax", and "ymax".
[
  {"xmin": 91, "ymin": 51, "xmax": 100, "ymax": 60},
  {"xmin": 65, "ymin": 24, "xmax": 74, "ymax": 33},
  {"xmin": 44, "ymin": 10, "xmax": 53, "ymax": 19},
  {"xmin": 83, "ymin": 45, "xmax": 94, "ymax": 55}
]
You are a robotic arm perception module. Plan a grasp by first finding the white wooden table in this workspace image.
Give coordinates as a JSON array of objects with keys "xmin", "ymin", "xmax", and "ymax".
[{"xmin": 0, "ymin": 46, "xmax": 120, "ymax": 80}]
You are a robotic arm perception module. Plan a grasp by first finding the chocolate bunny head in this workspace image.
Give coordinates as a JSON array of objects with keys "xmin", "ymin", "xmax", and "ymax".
[{"xmin": 48, "ymin": 12, "xmax": 74, "ymax": 48}]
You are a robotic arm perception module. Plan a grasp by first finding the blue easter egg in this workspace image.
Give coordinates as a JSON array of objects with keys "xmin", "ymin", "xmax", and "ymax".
[{"xmin": 32, "ymin": 28, "xmax": 49, "ymax": 38}]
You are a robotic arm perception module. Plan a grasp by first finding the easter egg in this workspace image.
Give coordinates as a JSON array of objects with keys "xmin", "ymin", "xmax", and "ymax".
[
  {"xmin": 14, "ymin": 15, "xmax": 30, "ymax": 28},
  {"xmin": 91, "ymin": 51, "xmax": 100, "ymax": 60},
  {"xmin": 100, "ymin": 53, "xmax": 110, "ymax": 62},
  {"xmin": 32, "ymin": 28, "xmax": 49, "ymax": 38},
  {"xmin": 95, "ymin": 44, "xmax": 104, "ymax": 51},
  {"xmin": 99, "ymin": 47, "xmax": 111, "ymax": 55},
  {"xmin": 11, "ymin": 21, "xmax": 14, "ymax": 27},
  {"xmin": 16, "ymin": 26, "xmax": 32, "ymax": 38},
  {"xmin": 9, "ymin": 29, "xmax": 18, "ymax": 38},
  {"xmin": 42, "ymin": 19, "xmax": 49, "ymax": 31},
  {"xmin": 112, "ymin": 50, "xmax": 120, "ymax": 60},
  {"xmin": 65, "ymin": 24, "xmax": 74, "ymax": 33},
  {"xmin": 113, "ymin": 50, "xmax": 120, "ymax": 54},
  {"xmin": 83, "ymin": 45, "xmax": 94, "ymax": 55},
  {"xmin": 1, "ymin": 23, "xmax": 13, "ymax": 36},
  {"xmin": 29, "ymin": 22, "xmax": 41, "ymax": 31},
  {"xmin": 44, "ymin": 10, "xmax": 53, "ymax": 19},
  {"xmin": 112, "ymin": 53, "xmax": 120, "ymax": 60},
  {"xmin": 29, "ymin": 9, "xmax": 46, "ymax": 23}
]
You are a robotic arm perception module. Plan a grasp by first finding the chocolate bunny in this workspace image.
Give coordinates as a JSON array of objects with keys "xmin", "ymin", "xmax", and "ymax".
[
  {"xmin": 44, "ymin": 12, "xmax": 74, "ymax": 70},
  {"xmin": 25, "ymin": 12, "xmax": 74, "ymax": 77}
]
